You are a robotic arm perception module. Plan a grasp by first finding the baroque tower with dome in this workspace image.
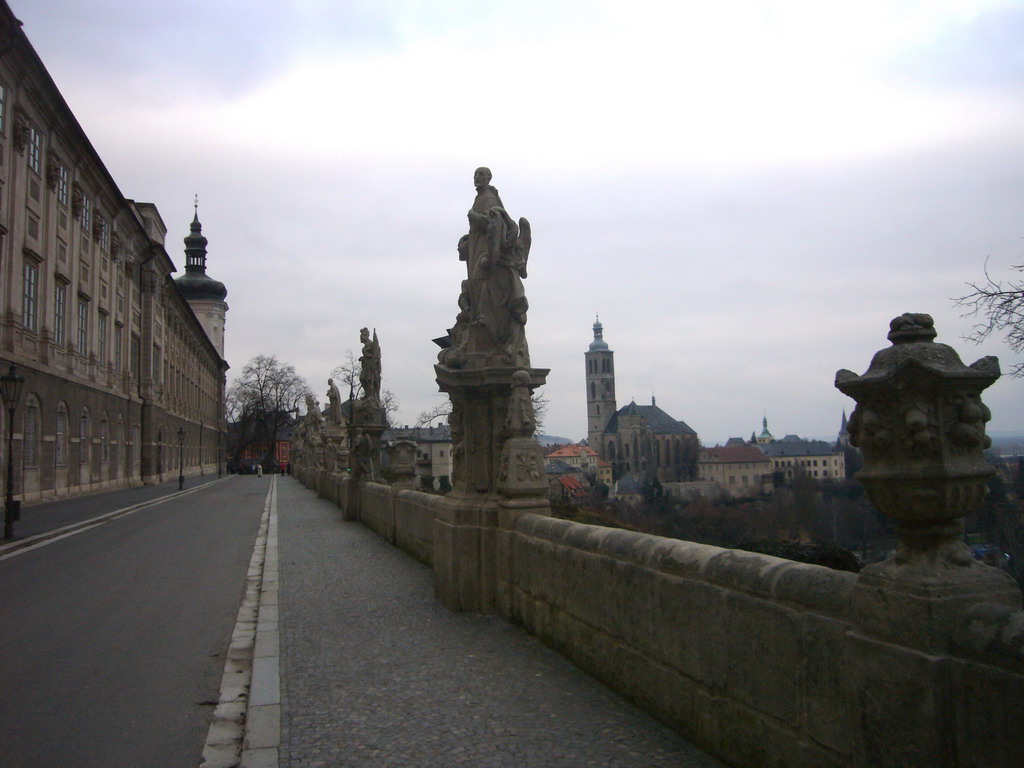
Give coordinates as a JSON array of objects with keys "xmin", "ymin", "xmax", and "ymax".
[{"xmin": 174, "ymin": 204, "xmax": 228, "ymax": 358}]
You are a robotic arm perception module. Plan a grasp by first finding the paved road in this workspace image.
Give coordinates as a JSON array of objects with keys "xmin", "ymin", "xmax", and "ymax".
[
  {"xmin": 277, "ymin": 477, "xmax": 726, "ymax": 768},
  {"xmin": 7, "ymin": 474, "xmax": 225, "ymax": 540},
  {"xmin": 0, "ymin": 475, "xmax": 268, "ymax": 768}
]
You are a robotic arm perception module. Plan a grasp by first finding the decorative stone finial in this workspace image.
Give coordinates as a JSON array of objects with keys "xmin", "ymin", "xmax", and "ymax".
[{"xmin": 835, "ymin": 313, "xmax": 999, "ymax": 571}]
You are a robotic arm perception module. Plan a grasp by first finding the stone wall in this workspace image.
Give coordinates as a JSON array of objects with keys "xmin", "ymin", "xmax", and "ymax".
[{"xmin": 292, "ymin": 465, "xmax": 1024, "ymax": 767}]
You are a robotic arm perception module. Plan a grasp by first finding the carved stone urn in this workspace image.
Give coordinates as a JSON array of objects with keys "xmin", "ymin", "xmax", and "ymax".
[
  {"xmin": 836, "ymin": 313, "xmax": 998, "ymax": 569},
  {"xmin": 836, "ymin": 313, "xmax": 1019, "ymax": 650}
]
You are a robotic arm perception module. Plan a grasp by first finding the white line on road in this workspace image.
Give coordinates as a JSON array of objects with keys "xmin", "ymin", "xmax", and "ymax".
[{"xmin": 0, "ymin": 476, "xmax": 237, "ymax": 561}]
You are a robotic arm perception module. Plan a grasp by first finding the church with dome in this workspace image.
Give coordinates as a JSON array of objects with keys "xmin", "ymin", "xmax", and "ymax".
[{"xmin": 585, "ymin": 319, "xmax": 700, "ymax": 483}]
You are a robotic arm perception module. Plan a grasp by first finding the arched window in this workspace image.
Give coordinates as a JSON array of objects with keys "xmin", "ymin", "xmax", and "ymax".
[
  {"xmin": 590, "ymin": 382, "xmax": 596, "ymax": 400},
  {"xmin": 100, "ymin": 414, "xmax": 109, "ymax": 463},
  {"xmin": 55, "ymin": 402, "xmax": 68, "ymax": 466},
  {"xmin": 23, "ymin": 394, "xmax": 40, "ymax": 468},
  {"xmin": 80, "ymin": 409, "xmax": 90, "ymax": 466},
  {"xmin": 654, "ymin": 439, "xmax": 660, "ymax": 468},
  {"xmin": 114, "ymin": 417, "xmax": 123, "ymax": 478},
  {"xmin": 607, "ymin": 441, "xmax": 616, "ymax": 461},
  {"xmin": 131, "ymin": 424, "xmax": 140, "ymax": 476}
]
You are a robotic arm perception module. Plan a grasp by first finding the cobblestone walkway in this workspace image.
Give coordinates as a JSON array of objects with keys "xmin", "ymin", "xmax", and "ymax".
[{"xmin": 277, "ymin": 478, "xmax": 726, "ymax": 768}]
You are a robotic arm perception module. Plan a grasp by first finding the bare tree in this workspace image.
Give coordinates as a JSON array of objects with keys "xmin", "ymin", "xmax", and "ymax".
[
  {"xmin": 415, "ymin": 399, "xmax": 452, "ymax": 429},
  {"xmin": 414, "ymin": 393, "xmax": 547, "ymax": 434},
  {"xmin": 955, "ymin": 260, "xmax": 1024, "ymax": 377},
  {"xmin": 227, "ymin": 355, "xmax": 311, "ymax": 466}
]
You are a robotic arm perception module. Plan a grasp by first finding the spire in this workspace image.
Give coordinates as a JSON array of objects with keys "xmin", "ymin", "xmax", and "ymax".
[
  {"xmin": 757, "ymin": 415, "xmax": 774, "ymax": 444},
  {"xmin": 589, "ymin": 315, "xmax": 609, "ymax": 351},
  {"xmin": 184, "ymin": 196, "xmax": 209, "ymax": 274},
  {"xmin": 175, "ymin": 201, "xmax": 227, "ymax": 302}
]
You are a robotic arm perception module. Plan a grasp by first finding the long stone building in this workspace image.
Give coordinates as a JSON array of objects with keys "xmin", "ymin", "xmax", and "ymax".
[{"xmin": 0, "ymin": 2, "xmax": 228, "ymax": 501}]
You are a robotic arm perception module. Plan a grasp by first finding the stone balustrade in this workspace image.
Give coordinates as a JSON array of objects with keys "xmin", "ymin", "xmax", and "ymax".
[{"xmin": 291, "ymin": 312, "xmax": 1023, "ymax": 767}]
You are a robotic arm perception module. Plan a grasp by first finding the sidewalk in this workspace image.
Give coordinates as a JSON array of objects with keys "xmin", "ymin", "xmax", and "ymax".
[{"xmin": 275, "ymin": 477, "xmax": 726, "ymax": 768}]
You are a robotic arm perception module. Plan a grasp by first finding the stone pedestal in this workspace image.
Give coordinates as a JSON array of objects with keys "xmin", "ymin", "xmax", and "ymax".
[{"xmin": 433, "ymin": 364, "xmax": 550, "ymax": 614}]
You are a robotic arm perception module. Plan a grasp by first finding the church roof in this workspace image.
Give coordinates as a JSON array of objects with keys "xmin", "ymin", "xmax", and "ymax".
[{"xmin": 605, "ymin": 401, "xmax": 697, "ymax": 436}]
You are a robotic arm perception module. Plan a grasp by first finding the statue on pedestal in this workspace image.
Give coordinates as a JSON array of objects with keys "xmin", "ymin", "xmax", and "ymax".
[
  {"xmin": 326, "ymin": 378, "xmax": 345, "ymax": 427},
  {"xmin": 359, "ymin": 328, "xmax": 381, "ymax": 408},
  {"xmin": 441, "ymin": 167, "xmax": 532, "ymax": 369}
]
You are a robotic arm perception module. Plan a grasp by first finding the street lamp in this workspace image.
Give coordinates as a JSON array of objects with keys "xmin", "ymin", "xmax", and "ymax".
[
  {"xmin": 1, "ymin": 363, "xmax": 25, "ymax": 539},
  {"xmin": 178, "ymin": 426, "xmax": 185, "ymax": 491}
]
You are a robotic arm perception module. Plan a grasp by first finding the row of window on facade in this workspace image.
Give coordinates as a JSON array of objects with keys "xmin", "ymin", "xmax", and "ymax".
[
  {"xmin": 9, "ymin": 84, "xmax": 116, "ymax": 249},
  {"xmin": 15, "ymin": 396, "xmax": 141, "ymax": 470},
  {"xmin": 22, "ymin": 259, "xmax": 140, "ymax": 370}
]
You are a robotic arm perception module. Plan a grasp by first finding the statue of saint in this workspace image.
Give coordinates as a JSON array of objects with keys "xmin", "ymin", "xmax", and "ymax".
[
  {"xmin": 326, "ymin": 378, "xmax": 344, "ymax": 425},
  {"xmin": 350, "ymin": 427, "xmax": 374, "ymax": 479},
  {"xmin": 304, "ymin": 394, "xmax": 323, "ymax": 433},
  {"xmin": 447, "ymin": 167, "xmax": 532, "ymax": 368},
  {"xmin": 359, "ymin": 327, "xmax": 381, "ymax": 405}
]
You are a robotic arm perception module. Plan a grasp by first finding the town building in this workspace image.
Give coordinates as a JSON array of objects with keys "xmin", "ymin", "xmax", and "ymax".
[
  {"xmin": 759, "ymin": 434, "xmax": 846, "ymax": 481},
  {"xmin": 545, "ymin": 443, "xmax": 599, "ymax": 476},
  {"xmin": 0, "ymin": 4, "xmax": 228, "ymax": 501},
  {"xmin": 384, "ymin": 424, "xmax": 453, "ymax": 485},
  {"xmin": 584, "ymin": 318, "xmax": 699, "ymax": 483},
  {"xmin": 698, "ymin": 444, "xmax": 774, "ymax": 498}
]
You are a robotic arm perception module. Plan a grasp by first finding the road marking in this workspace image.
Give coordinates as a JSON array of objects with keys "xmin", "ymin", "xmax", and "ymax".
[{"xmin": 0, "ymin": 476, "xmax": 237, "ymax": 561}]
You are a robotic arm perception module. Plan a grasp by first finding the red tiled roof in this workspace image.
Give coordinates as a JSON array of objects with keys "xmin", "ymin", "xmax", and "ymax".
[
  {"xmin": 558, "ymin": 476, "xmax": 588, "ymax": 497},
  {"xmin": 546, "ymin": 445, "xmax": 597, "ymax": 459},
  {"xmin": 700, "ymin": 445, "xmax": 770, "ymax": 463}
]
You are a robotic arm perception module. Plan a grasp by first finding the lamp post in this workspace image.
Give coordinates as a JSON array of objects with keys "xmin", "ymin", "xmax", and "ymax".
[
  {"xmin": 2, "ymin": 364, "xmax": 25, "ymax": 540},
  {"xmin": 178, "ymin": 426, "xmax": 185, "ymax": 491}
]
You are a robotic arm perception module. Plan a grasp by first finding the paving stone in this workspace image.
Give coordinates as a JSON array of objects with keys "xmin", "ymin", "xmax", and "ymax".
[{"xmin": 276, "ymin": 478, "xmax": 725, "ymax": 767}]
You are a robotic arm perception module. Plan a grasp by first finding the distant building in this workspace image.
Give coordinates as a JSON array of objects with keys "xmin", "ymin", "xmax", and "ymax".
[
  {"xmin": 384, "ymin": 424, "xmax": 452, "ymax": 484},
  {"xmin": 584, "ymin": 318, "xmax": 699, "ymax": 482},
  {"xmin": 759, "ymin": 434, "xmax": 846, "ymax": 481},
  {"xmin": 545, "ymin": 444, "xmax": 599, "ymax": 476},
  {"xmin": 698, "ymin": 444, "xmax": 774, "ymax": 498}
]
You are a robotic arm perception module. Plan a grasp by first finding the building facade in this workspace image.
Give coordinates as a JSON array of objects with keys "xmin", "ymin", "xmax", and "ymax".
[
  {"xmin": 0, "ymin": 5, "xmax": 228, "ymax": 501},
  {"xmin": 585, "ymin": 318, "xmax": 699, "ymax": 482},
  {"xmin": 698, "ymin": 444, "xmax": 774, "ymax": 498}
]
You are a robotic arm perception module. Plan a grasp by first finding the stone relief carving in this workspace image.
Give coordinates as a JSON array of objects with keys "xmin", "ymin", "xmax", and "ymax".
[{"xmin": 46, "ymin": 150, "xmax": 62, "ymax": 190}]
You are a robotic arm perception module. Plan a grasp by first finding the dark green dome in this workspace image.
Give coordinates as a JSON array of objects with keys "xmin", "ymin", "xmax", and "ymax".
[{"xmin": 174, "ymin": 209, "xmax": 227, "ymax": 302}]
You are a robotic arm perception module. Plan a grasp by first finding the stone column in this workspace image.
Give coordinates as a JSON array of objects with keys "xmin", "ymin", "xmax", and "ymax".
[
  {"xmin": 433, "ymin": 365, "xmax": 549, "ymax": 614},
  {"xmin": 835, "ymin": 313, "xmax": 1021, "ymax": 652}
]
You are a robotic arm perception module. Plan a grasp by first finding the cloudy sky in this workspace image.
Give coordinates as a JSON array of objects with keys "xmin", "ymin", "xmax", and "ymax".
[{"xmin": 15, "ymin": 0, "xmax": 1024, "ymax": 443}]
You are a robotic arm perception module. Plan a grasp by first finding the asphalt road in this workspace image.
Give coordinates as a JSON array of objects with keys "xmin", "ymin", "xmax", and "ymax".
[{"xmin": 0, "ymin": 475, "xmax": 268, "ymax": 768}]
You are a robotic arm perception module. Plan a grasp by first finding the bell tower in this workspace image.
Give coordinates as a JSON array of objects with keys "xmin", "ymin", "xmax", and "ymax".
[{"xmin": 585, "ymin": 316, "xmax": 616, "ymax": 457}]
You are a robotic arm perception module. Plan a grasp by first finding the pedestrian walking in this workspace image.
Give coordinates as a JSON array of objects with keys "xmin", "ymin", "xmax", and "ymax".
[{"xmin": 256, "ymin": 463, "xmax": 263, "ymax": 478}]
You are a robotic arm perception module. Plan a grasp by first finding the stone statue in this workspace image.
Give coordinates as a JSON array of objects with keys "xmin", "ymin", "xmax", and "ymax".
[
  {"xmin": 359, "ymin": 327, "xmax": 381, "ymax": 406},
  {"xmin": 304, "ymin": 394, "xmax": 323, "ymax": 433},
  {"xmin": 350, "ymin": 427, "xmax": 373, "ymax": 478},
  {"xmin": 326, "ymin": 378, "xmax": 344, "ymax": 426},
  {"xmin": 442, "ymin": 167, "xmax": 532, "ymax": 369}
]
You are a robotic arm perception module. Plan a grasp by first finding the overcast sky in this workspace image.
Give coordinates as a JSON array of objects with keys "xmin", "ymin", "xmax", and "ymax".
[{"xmin": 15, "ymin": 0, "xmax": 1024, "ymax": 443}]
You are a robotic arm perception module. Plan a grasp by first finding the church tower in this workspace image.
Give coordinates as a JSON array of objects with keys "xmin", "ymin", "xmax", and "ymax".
[
  {"xmin": 585, "ymin": 317, "xmax": 617, "ymax": 457},
  {"xmin": 174, "ymin": 202, "xmax": 228, "ymax": 359}
]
